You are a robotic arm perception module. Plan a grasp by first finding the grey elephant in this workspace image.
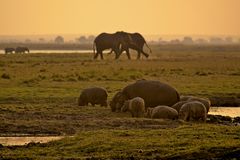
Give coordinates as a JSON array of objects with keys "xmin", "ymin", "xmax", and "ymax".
[
  {"xmin": 93, "ymin": 32, "xmax": 126, "ymax": 60},
  {"xmin": 15, "ymin": 47, "xmax": 30, "ymax": 54},
  {"xmin": 78, "ymin": 87, "xmax": 108, "ymax": 106},
  {"xmin": 110, "ymin": 80, "xmax": 180, "ymax": 111},
  {"xmin": 109, "ymin": 31, "xmax": 151, "ymax": 60},
  {"xmin": 146, "ymin": 105, "xmax": 178, "ymax": 120},
  {"xmin": 5, "ymin": 48, "xmax": 15, "ymax": 54},
  {"xmin": 121, "ymin": 97, "xmax": 145, "ymax": 118},
  {"xmin": 179, "ymin": 101, "xmax": 207, "ymax": 122}
]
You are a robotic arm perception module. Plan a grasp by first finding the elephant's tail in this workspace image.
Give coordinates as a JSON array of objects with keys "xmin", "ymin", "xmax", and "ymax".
[{"xmin": 145, "ymin": 42, "xmax": 152, "ymax": 53}]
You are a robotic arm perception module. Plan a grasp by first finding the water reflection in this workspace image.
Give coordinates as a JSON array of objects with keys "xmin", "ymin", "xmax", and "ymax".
[
  {"xmin": 0, "ymin": 136, "xmax": 64, "ymax": 146},
  {"xmin": 0, "ymin": 49, "xmax": 113, "ymax": 54},
  {"xmin": 209, "ymin": 107, "xmax": 240, "ymax": 117}
]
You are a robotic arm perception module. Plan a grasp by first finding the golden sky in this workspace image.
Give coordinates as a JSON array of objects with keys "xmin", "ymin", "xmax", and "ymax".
[{"xmin": 0, "ymin": 0, "xmax": 240, "ymax": 36}]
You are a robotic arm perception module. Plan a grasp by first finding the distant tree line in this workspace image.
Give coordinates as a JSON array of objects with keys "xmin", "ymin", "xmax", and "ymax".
[
  {"xmin": 156, "ymin": 36, "xmax": 240, "ymax": 45},
  {"xmin": 1, "ymin": 35, "xmax": 240, "ymax": 45}
]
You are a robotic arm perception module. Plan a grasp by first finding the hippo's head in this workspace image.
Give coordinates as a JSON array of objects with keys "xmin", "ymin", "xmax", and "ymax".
[
  {"xmin": 78, "ymin": 97, "xmax": 85, "ymax": 106},
  {"xmin": 145, "ymin": 108, "xmax": 153, "ymax": 118},
  {"xmin": 178, "ymin": 110, "xmax": 186, "ymax": 121},
  {"xmin": 110, "ymin": 91, "xmax": 127, "ymax": 112},
  {"xmin": 121, "ymin": 100, "xmax": 130, "ymax": 112}
]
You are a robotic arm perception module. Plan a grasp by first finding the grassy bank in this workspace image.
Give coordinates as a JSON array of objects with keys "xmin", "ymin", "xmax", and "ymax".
[
  {"xmin": 1, "ymin": 124, "xmax": 240, "ymax": 159},
  {"xmin": 0, "ymin": 46, "xmax": 240, "ymax": 159}
]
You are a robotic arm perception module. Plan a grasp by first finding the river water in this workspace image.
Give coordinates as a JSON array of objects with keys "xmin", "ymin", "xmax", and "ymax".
[
  {"xmin": 0, "ymin": 49, "xmax": 107, "ymax": 54},
  {"xmin": 0, "ymin": 136, "xmax": 64, "ymax": 146},
  {"xmin": 208, "ymin": 107, "xmax": 240, "ymax": 117}
]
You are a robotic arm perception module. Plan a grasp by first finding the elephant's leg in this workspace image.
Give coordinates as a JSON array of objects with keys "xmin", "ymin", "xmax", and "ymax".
[
  {"xmin": 94, "ymin": 52, "xmax": 98, "ymax": 59},
  {"xmin": 100, "ymin": 52, "xmax": 104, "ymax": 60},
  {"xmin": 115, "ymin": 49, "xmax": 122, "ymax": 59},
  {"xmin": 114, "ymin": 51, "xmax": 118, "ymax": 59},
  {"xmin": 141, "ymin": 50, "xmax": 149, "ymax": 58},
  {"xmin": 137, "ymin": 51, "xmax": 141, "ymax": 59},
  {"xmin": 126, "ymin": 49, "xmax": 131, "ymax": 60},
  {"xmin": 115, "ymin": 47, "xmax": 123, "ymax": 59}
]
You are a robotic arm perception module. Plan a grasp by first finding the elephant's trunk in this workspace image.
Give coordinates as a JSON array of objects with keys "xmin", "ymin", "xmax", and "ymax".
[{"xmin": 145, "ymin": 42, "xmax": 152, "ymax": 53}]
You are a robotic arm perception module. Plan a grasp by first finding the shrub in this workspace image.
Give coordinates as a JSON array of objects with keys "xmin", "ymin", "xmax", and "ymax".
[{"xmin": 1, "ymin": 73, "xmax": 10, "ymax": 79}]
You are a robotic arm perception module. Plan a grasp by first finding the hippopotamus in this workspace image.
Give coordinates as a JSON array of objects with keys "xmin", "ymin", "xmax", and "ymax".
[
  {"xmin": 78, "ymin": 87, "xmax": 108, "ymax": 106},
  {"xmin": 110, "ymin": 80, "xmax": 180, "ymax": 111}
]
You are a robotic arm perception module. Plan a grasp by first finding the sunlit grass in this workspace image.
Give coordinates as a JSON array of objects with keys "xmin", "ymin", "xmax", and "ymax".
[{"xmin": 0, "ymin": 46, "xmax": 240, "ymax": 159}]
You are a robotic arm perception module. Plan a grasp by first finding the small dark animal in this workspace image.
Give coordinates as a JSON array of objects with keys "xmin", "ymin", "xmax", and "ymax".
[
  {"xmin": 15, "ymin": 47, "xmax": 30, "ymax": 54},
  {"xmin": 78, "ymin": 87, "xmax": 108, "ymax": 107},
  {"xmin": 5, "ymin": 48, "xmax": 15, "ymax": 54},
  {"xmin": 179, "ymin": 101, "xmax": 207, "ymax": 122},
  {"xmin": 121, "ymin": 97, "xmax": 145, "ymax": 118}
]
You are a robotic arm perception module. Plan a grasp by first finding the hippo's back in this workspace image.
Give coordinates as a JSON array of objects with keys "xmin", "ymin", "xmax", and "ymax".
[{"xmin": 122, "ymin": 80, "xmax": 179, "ymax": 108}]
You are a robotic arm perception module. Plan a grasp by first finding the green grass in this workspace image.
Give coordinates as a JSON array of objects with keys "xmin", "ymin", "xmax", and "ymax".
[
  {"xmin": 1, "ymin": 124, "xmax": 240, "ymax": 159},
  {"xmin": 0, "ymin": 51, "xmax": 239, "ymax": 100},
  {"xmin": 0, "ymin": 45, "xmax": 240, "ymax": 159}
]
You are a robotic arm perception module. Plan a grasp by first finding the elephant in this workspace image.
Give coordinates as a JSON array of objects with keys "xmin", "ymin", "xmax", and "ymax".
[
  {"xmin": 108, "ymin": 31, "xmax": 152, "ymax": 59},
  {"xmin": 146, "ymin": 105, "xmax": 178, "ymax": 120},
  {"xmin": 15, "ymin": 47, "xmax": 30, "ymax": 54},
  {"xmin": 5, "ymin": 48, "xmax": 15, "ymax": 54},
  {"xmin": 121, "ymin": 97, "xmax": 145, "ymax": 118},
  {"xmin": 110, "ymin": 80, "xmax": 180, "ymax": 112},
  {"xmin": 116, "ymin": 31, "xmax": 151, "ymax": 59},
  {"xmin": 93, "ymin": 32, "xmax": 126, "ymax": 60},
  {"xmin": 78, "ymin": 87, "xmax": 108, "ymax": 107},
  {"xmin": 178, "ymin": 101, "xmax": 207, "ymax": 122}
]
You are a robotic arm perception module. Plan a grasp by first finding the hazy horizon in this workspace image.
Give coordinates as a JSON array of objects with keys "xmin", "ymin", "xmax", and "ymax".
[
  {"xmin": 1, "ymin": 34, "xmax": 240, "ymax": 43},
  {"xmin": 1, "ymin": 0, "xmax": 240, "ymax": 36}
]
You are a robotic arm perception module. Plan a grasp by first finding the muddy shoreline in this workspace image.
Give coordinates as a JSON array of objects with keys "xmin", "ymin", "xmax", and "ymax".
[
  {"xmin": 209, "ymin": 96, "xmax": 240, "ymax": 107},
  {"xmin": 0, "ymin": 114, "xmax": 239, "ymax": 137}
]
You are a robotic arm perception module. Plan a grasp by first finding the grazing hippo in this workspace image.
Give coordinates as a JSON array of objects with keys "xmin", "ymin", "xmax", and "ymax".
[
  {"xmin": 78, "ymin": 87, "xmax": 108, "ymax": 107},
  {"xmin": 179, "ymin": 101, "xmax": 207, "ymax": 122},
  {"xmin": 180, "ymin": 95, "xmax": 195, "ymax": 101},
  {"xmin": 110, "ymin": 91, "xmax": 125, "ymax": 112},
  {"xmin": 180, "ymin": 95, "xmax": 211, "ymax": 113},
  {"xmin": 110, "ymin": 80, "xmax": 180, "ymax": 111},
  {"xmin": 171, "ymin": 101, "xmax": 188, "ymax": 113},
  {"xmin": 121, "ymin": 97, "xmax": 145, "ymax": 118},
  {"xmin": 146, "ymin": 105, "xmax": 178, "ymax": 120},
  {"xmin": 188, "ymin": 97, "xmax": 211, "ymax": 113}
]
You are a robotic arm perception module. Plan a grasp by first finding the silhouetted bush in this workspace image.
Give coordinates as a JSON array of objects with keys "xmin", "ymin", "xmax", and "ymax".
[{"xmin": 1, "ymin": 73, "xmax": 10, "ymax": 79}]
